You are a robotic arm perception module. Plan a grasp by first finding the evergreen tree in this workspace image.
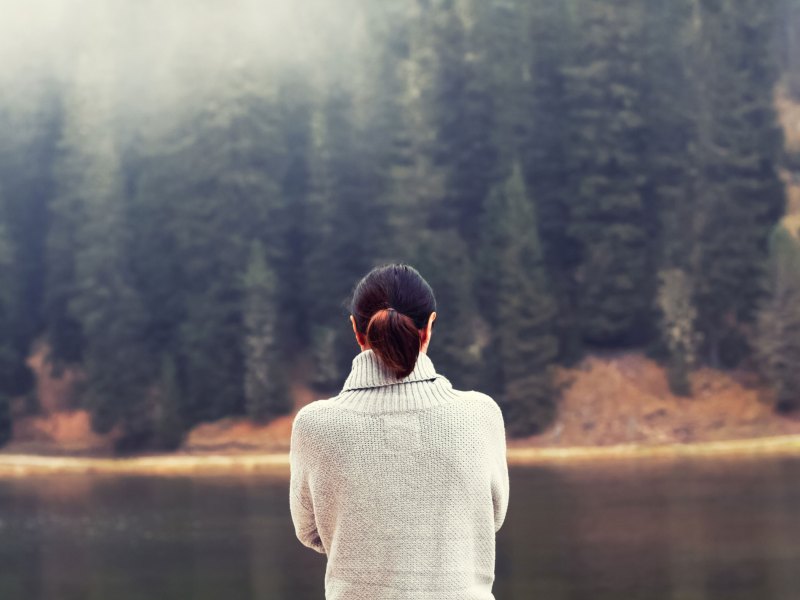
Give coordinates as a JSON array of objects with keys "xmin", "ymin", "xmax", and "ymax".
[
  {"xmin": 655, "ymin": 268, "xmax": 702, "ymax": 396},
  {"xmin": 642, "ymin": 0, "xmax": 698, "ymax": 281},
  {"xmin": 478, "ymin": 163, "xmax": 560, "ymax": 436},
  {"xmin": 0, "ymin": 220, "xmax": 16, "ymax": 445},
  {"xmin": 415, "ymin": 230, "xmax": 484, "ymax": 390},
  {"xmin": 133, "ymin": 60, "xmax": 288, "ymax": 425},
  {"xmin": 379, "ymin": 0, "xmax": 449, "ymax": 262},
  {"xmin": 755, "ymin": 218, "xmax": 800, "ymax": 412},
  {"xmin": 427, "ymin": 0, "xmax": 498, "ymax": 245},
  {"xmin": 523, "ymin": 0, "xmax": 582, "ymax": 362},
  {"xmin": 562, "ymin": 0, "xmax": 652, "ymax": 346},
  {"xmin": 48, "ymin": 40, "xmax": 156, "ymax": 446},
  {"xmin": 643, "ymin": 0, "xmax": 703, "ymax": 385},
  {"xmin": 276, "ymin": 72, "xmax": 314, "ymax": 354},
  {"xmin": 467, "ymin": 0, "xmax": 529, "ymax": 162},
  {"xmin": 303, "ymin": 86, "xmax": 387, "ymax": 390},
  {"xmin": 359, "ymin": 0, "xmax": 425, "ymax": 263},
  {"xmin": 44, "ymin": 114, "xmax": 87, "ymax": 369},
  {"xmin": 692, "ymin": 0, "xmax": 786, "ymax": 367},
  {"xmin": 152, "ymin": 352, "xmax": 184, "ymax": 451},
  {"xmin": 0, "ymin": 83, "xmax": 60, "ymax": 395},
  {"xmin": 242, "ymin": 240, "xmax": 290, "ymax": 422},
  {"xmin": 779, "ymin": 0, "xmax": 800, "ymax": 99}
]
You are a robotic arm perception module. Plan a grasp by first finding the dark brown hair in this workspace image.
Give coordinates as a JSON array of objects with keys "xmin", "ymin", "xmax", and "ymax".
[{"xmin": 350, "ymin": 264, "xmax": 437, "ymax": 379}]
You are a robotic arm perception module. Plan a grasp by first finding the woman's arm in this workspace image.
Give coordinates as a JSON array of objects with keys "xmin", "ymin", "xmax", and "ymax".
[
  {"xmin": 289, "ymin": 410, "xmax": 327, "ymax": 554},
  {"xmin": 489, "ymin": 403, "xmax": 510, "ymax": 533}
]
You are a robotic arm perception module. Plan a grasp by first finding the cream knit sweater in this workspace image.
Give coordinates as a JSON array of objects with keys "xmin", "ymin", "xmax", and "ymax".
[{"xmin": 289, "ymin": 348, "xmax": 510, "ymax": 600}]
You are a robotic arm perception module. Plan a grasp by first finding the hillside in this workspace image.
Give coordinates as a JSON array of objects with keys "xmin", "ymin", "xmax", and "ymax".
[{"xmin": 5, "ymin": 340, "xmax": 799, "ymax": 456}]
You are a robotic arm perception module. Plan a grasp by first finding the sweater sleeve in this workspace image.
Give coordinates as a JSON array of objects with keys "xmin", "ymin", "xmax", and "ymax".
[
  {"xmin": 289, "ymin": 409, "xmax": 326, "ymax": 555},
  {"xmin": 489, "ymin": 403, "xmax": 510, "ymax": 533}
]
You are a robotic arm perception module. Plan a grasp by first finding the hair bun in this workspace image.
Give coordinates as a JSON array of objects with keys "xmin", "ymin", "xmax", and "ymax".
[{"xmin": 366, "ymin": 307, "xmax": 420, "ymax": 379}]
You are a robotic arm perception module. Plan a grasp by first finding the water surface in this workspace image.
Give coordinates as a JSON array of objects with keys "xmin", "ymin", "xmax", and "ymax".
[{"xmin": 0, "ymin": 456, "xmax": 798, "ymax": 599}]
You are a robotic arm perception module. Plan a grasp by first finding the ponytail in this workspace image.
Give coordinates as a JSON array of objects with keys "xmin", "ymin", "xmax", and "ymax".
[{"xmin": 366, "ymin": 307, "xmax": 420, "ymax": 379}]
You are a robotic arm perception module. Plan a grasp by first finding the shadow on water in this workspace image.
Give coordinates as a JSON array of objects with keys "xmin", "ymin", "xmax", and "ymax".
[{"xmin": 0, "ymin": 457, "xmax": 798, "ymax": 600}]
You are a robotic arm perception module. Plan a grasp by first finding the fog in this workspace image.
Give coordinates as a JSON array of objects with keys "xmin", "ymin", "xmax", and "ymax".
[{"xmin": 0, "ymin": 0, "xmax": 370, "ymax": 119}]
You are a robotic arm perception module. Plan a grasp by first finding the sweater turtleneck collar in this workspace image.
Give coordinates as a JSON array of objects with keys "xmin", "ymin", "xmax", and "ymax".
[
  {"xmin": 341, "ymin": 349, "xmax": 438, "ymax": 391},
  {"xmin": 333, "ymin": 349, "xmax": 460, "ymax": 413}
]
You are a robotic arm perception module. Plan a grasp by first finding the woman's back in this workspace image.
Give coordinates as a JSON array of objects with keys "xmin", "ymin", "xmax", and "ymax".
[{"xmin": 290, "ymin": 349, "xmax": 509, "ymax": 600}]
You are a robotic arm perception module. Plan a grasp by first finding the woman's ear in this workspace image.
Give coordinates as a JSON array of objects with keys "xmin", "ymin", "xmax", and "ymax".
[{"xmin": 420, "ymin": 311, "xmax": 436, "ymax": 352}]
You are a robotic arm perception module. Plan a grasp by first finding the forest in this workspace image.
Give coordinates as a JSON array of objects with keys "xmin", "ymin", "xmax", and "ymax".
[{"xmin": 0, "ymin": 0, "xmax": 799, "ymax": 453}]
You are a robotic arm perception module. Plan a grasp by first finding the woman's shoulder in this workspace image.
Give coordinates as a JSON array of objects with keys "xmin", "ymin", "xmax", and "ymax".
[
  {"xmin": 451, "ymin": 388, "xmax": 501, "ymax": 412},
  {"xmin": 293, "ymin": 397, "xmax": 335, "ymax": 424},
  {"xmin": 443, "ymin": 387, "xmax": 505, "ymax": 429}
]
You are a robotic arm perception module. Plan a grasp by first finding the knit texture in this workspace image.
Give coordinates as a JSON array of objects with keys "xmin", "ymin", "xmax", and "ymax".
[{"xmin": 290, "ymin": 348, "xmax": 510, "ymax": 600}]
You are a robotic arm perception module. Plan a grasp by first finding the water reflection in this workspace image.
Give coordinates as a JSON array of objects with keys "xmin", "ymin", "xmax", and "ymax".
[
  {"xmin": 0, "ymin": 458, "xmax": 798, "ymax": 600},
  {"xmin": 494, "ymin": 457, "xmax": 800, "ymax": 600}
]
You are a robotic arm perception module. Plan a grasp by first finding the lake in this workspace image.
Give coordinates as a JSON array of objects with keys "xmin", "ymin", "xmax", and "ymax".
[{"xmin": 0, "ymin": 456, "xmax": 798, "ymax": 600}]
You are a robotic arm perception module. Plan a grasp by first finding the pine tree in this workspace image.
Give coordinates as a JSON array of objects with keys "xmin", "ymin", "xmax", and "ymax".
[
  {"xmin": 415, "ymin": 229, "xmax": 484, "ymax": 390},
  {"xmin": 656, "ymin": 268, "xmax": 702, "ymax": 396},
  {"xmin": 478, "ymin": 163, "xmax": 560, "ymax": 436},
  {"xmin": 51, "ymin": 41, "xmax": 156, "ymax": 446},
  {"xmin": 562, "ymin": 0, "xmax": 652, "ymax": 346},
  {"xmin": 0, "ymin": 83, "xmax": 59, "ymax": 395},
  {"xmin": 643, "ymin": 0, "xmax": 703, "ymax": 386},
  {"xmin": 303, "ymin": 86, "xmax": 387, "ymax": 390},
  {"xmin": 692, "ymin": 0, "xmax": 787, "ymax": 367},
  {"xmin": 152, "ymin": 352, "xmax": 184, "ymax": 451},
  {"xmin": 641, "ymin": 0, "xmax": 699, "ymax": 280},
  {"xmin": 132, "ymin": 60, "xmax": 288, "ymax": 425},
  {"xmin": 523, "ymin": 0, "xmax": 582, "ymax": 362},
  {"xmin": 755, "ymin": 218, "xmax": 800, "ymax": 412},
  {"xmin": 779, "ymin": 0, "xmax": 800, "ymax": 99},
  {"xmin": 276, "ymin": 72, "xmax": 314, "ymax": 354},
  {"xmin": 427, "ymin": 0, "xmax": 498, "ymax": 246},
  {"xmin": 242, "ymin": 240, "xmax": 290, "ymax": 422},
  {"xmin": 44, "ymin": 114, "xmax": 87, "ymax": 369},
  {"xmin": 0, "ymin": 220, "xmax": 16, "ymax": 445},
  {"xmin": 467, "ymin": 0, "xmax": 529, "ymax": 163}
]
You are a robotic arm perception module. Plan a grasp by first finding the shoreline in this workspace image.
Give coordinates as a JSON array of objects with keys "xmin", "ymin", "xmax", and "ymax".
[{"xmin": 1, "ymin": 434, "xmax": 799, "ymax": 477}]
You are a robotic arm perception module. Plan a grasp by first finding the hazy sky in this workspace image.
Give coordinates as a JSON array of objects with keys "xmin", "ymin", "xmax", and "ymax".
[{"xmin": 0, "ymin": 0, "xmax": 367, "ymax": 98}]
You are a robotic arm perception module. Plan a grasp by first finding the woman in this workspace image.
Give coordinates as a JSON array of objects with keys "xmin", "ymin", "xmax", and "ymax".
[{"xmin": 289, "ymin": 263, "xmax": 509, "ymax": 600}]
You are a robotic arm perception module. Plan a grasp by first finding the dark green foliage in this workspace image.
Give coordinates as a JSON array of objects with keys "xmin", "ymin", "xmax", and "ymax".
[
  {"xmin": 642, "ymin": 0, "xmax": 702, "ymax": 387},
  {"xmin": 44, "ymin": 110, "xmax": 87, "ymax": 369},
  {"xmin": 756, "ymin": 288, "xmax": 800, "ymax": 411},
  {"xmin": 523, "ymin": 0, "xmax": 583, "ymax": 363},
  {"xmin": 0, "ymin": 89, "xmax": 59, "ymax": 393},
  {"xmin": 755, "ymin": 220, "xmax": 800, "ymax": 411},
  {"xmin": 562, "ymin": 0, "xmax": 653, "ymax": 346},
  {"xmin": 70, "ymin": 180, "xmax": 155, "ymax": 442},
  {"xmin": 0, "ymin": 221, "xmax": 17, "ymax": 444},
  {"xmin": 135, "ymin": 65, "xmax": 288, "ymax": 425},
  {"xmin": 478, "ymin": 164, "xmax": 560, "ymax": 436},
  {"xmin": 415, "ymin": 230, "xmax": 484, "ymax": 391},
  {"xmin": 48, "ymin": 62, "xmax": 156, "ymax": 445},
  {"xmin": 276, "ymin": 74, "xmax": 314, "ymax": 353},
  {"xmin": 642, "ymin": 0, "xmax": 698, "ymax": 274},
  {"xmin": 692, "ymin": 0, "xmax": 786, "ymax": 366},
  {"xmin": 242, "ymin": 241, "xmax": 291, "ymax": 422},
  {"xmin": 303, "ymin": 85, "xmax": 388, "ymax": 391},
  {"xmin": 655, "ymin": 268, "xmax": 702, "ymax": 396},
  {"xmin": 0, "ymin": 0, "xmax": 794, "ymax": 451},
  {"xmin": 152, "ymin": 353, "xmax": 184, "ymax": 451},
  {"xmin": 779, "ymin": 0, "xmax": 800, "ymax": 98},
  {"xmin": 426, "ymin": 0, "xmax": 499, "ymax": 245}
]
